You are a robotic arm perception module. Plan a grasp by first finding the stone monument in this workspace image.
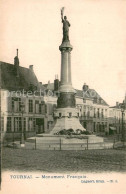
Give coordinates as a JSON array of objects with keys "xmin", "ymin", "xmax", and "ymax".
[{"xmin": 50, "ymin": 8, "xmax": 86, "ymax": 134}]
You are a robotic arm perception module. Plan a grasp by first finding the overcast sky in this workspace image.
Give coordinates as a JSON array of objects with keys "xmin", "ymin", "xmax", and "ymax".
[{"xmin": 0, "ymin": 0, "xmax": 126, "ymax": 106}]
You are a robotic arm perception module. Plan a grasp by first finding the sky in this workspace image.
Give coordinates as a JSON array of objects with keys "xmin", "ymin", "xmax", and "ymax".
[{"xmin": 0, "ymin": 0, "xmax": 126, "ymax": 106}]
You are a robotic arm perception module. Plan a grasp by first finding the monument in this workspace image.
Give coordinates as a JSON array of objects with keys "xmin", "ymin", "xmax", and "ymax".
[
  {"xmin": 29, "ymin": 8, "xmax": 104, "ymax": 149},
  {"xmin": 50, "ymin": 8, "xmax": 86, "ymax": 134}
]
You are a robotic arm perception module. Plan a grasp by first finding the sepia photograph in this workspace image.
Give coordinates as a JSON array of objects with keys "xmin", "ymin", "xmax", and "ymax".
[{"xmin": 0, "ymin": 0, "xmax": 126, "ymax": 193}]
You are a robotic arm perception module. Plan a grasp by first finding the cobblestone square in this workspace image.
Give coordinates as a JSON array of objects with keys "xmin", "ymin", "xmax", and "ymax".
[{"xmin": 2, "ymin": 147, "xmax": 126, "ymax": 173}]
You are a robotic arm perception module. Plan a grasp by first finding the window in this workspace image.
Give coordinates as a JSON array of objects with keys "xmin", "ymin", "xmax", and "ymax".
[
  {"xmin": 29, "ymin": 100, "xmax": 33, "ymax": 113},
  {"xmin": 97, "ymin": 109, "xmax": 100, "ymax": 118},
  {"xmin": 59, "ymin": 113, "xmax": 62, "ymax": 118},
  {"xmin": 87, "ymin": 111, "xmax": 90, "ymax": 117},
  {"xmin": 45, "ymin": 104, "xmax": 47, "ymax": 114},
  {"xmin": 84, "ymin": 122, "xmax": 87, "ymax": 128},
  {"xmin": 102, "ymin": 122, "xmax": 105, "ymax": 132},
  {"xmin": 12, "ymin": 98, "xmax": 14, "ymax": 110},
  {"xmin": 28, "ymin": 118, "xmax": 36, "ymax": 131},
  {"xmin": 35, "ymin": 101, "xmax": 44, "ymax": 114},
  {"xmin": 39, "ymin": 104, "xmax": 42, "ymax": 114},
  {"xmin": 1, "ymin": 117, "xmax": 4, "ymax": 131},
  {"xmin": 69, "ymin": 112, "xmax": 72, "ymax": 118},
  {"xmin": 83, "ymin": 99, "xmax": 86, "ymax": 103},
  {"xmin": 87, "ymin": 107, "xmax": 90, "ymax": 117},
  {"xmin": 35, "ymin": 100, "xmax": 39, "ymax": 113},
  {"xmin": 33, "ymin": 118, "xmax": 36, "ymax": 131},
  {"xmin": 7, "ymin": 117, "xmax": 11, "ymax": 132},
  {"xmin": 93, "ymin": 122, "xmax": 96, "ymax": 132},
  {"xmin": 97, "ymin": 122, "xmax": 100, "ymax": 131},
  {"xmin": 94, "ymin": 108, "xmax": 96, "ymax": 118},
  {"xmin": 101, "ymin": 109, "xmax": 104, "ymax": 118},
  {"xmin": 12, "ymin": 98, "xmax": 21, "ymax": 112},
  {"xmin": 41, "ymin": 104, "xmax": 46, "ymax": 114},
  {"xmin": 105, "ymin": 109, "xmax": 107, "ymax": 117},
  {"xmin": 19, "ymin": 99, "xmax": 21, "ymax": 112},
  {"xmin": 53, "ymin": 104, "xmax": 57, "ymax": 111},
  {"xmin": 14, "ymin": 117, "xmax": 21, "ymax": 132},
  {"xmin": 119, "ymin": 126, "xmax": 121, "ymax": 133},
  {"xmin": 47, "ymin": 121, "xmax": 53, "ymax": 129},
  {"xmin": 48, "ymin": 104, "xmax": 53, "ymax": 115}
]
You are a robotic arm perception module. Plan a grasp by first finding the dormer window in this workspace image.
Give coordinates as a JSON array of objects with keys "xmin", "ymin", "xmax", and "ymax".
[
  {"xmin": 59, "ymin": 113, "xmax": 62, "ymax": 118},
  {"xmin": 68, "ymin": 112, "xmax": 72, "ymax": 118},
  {"xmin": 83, "ymin": 99, "xmax": 86, "ymax": 103}
]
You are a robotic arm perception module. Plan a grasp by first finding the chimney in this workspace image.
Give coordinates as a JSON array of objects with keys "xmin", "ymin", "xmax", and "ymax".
[
  {"xmin": 14, "ymin": 49, "xmax": 19, "ymax": 77},
  {"xmin": 29, "ymin": 65, "xmax": 33, "ymax": 71},
  {"xmin": 54, "ymin": 74, "xmax": 59, "ymax": 91},
  {"xmin": 116, "ymin": 102, "xmax": 119, "ymax": 107}
]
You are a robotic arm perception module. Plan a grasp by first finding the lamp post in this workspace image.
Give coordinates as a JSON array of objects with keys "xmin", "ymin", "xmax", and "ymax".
[
  {"xmin": 12, "ymin": 97, "xmax": 17, "ymax": 144},
  {"xmin": 12, "ymin": 105, "xmax": 14, "ymax": 146},
  {"xmin": 121, "ymin": 103, "xmax": 125, "ymax": 145},
  {"xmin": 20, "ymin": 102, "xmax": 25, "ymax": 147}
]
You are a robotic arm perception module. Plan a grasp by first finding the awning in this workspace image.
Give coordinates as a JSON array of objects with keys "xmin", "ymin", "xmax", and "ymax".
[{"xmin": 109, "ymin": 127, "xmax": 117, "ymax": 130}]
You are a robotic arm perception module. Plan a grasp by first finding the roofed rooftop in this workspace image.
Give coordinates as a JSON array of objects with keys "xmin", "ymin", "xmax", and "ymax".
[{"xmin": 0, "ymin": 61, "xmax": 41, "ymax": 91}]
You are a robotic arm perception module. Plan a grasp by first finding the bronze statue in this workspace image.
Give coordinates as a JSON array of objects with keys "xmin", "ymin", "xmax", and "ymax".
[{"xmin": 61, "ymin": 7, "xmax": 70, "ymax": 42}]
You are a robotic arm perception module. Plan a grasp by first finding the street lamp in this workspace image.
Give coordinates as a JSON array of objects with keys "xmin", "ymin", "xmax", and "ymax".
[
  {"xmin": 121, "ymin": 103, "xmax": 125, "ymax": 144},
  {"xmin": 20, "ymin": 102, "xmax": 25, "ymax": 147}
]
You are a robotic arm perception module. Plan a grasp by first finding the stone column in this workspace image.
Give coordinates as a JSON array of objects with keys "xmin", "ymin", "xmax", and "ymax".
[
  {"xmin": 59, "ymin": 42, "xmax": 75, "ymax": 93},
  {"xmin": 60, "ymin": 48, "xmax": 72, "ymax": 86},
  {"xmin": 57, "ymin": 42, "xmax": 76, "ymax": 109}
]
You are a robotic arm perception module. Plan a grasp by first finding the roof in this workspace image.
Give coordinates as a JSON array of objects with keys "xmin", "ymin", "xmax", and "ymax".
[
  {"xmin": 0, "ymin": 61, "xmax": 41, "ymax": 91},
  {"xmin": 110, "ymin": 102, "xmax": 126, "ymax": 110},
  {"xmin": 43, "ymin": 83, "xmax": 54, "ymax": 90},
  {"xmin": 110, "ymin": 105, "xmax": 121, "ymax": 109},
  {"xmin": 43, "ymin": 82, "xmax": 108, "ymax": 106},
  {"xmin": 76, "ymin": 88, "xmax": 108, "ymax": 106}
]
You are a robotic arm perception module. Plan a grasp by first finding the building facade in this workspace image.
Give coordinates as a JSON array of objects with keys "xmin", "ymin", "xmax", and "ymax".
[
  {"xmin": 109, "ymin": 100, "xmax": 126, "ymax": 135},
  {"xmin": 0, "ymin": 52, "xmax": 48, "ymax": 140},
  {"xmin": 0, "ymin": 52, "xmax": 126, "ymax": 140}
]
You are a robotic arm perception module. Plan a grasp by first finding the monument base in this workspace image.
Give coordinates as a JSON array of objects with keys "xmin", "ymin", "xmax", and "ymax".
[{"xmin": 50, "ymin": 107, "xmax": 86, "ymax": 135}]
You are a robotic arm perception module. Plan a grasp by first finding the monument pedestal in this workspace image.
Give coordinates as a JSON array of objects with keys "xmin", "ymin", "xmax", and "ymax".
[{"xmin": 50, "ymin": 108, "xmax": 85, "ymax": 134}]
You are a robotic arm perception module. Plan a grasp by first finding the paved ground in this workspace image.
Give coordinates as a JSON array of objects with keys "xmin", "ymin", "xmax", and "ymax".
[{"xmin": 2, "ymin": 147, "xmax": 126, "ymax": 173}]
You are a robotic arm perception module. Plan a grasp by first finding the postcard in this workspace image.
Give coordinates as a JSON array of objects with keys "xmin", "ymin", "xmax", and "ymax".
[{"xmin": 0, "ymin": 0, "xmax": 126, "ymax": 194}]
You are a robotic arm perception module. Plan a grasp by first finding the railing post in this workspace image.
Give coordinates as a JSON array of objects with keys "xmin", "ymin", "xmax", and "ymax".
[
  {"xmin": 113, "ymin": 137, "xmax": 115, "ymax": 149},
  {"xmin": 35, "ymin": 138, "xmax": 36, "ymax": 150},
  {"xmin": 60, "ymin": 138, "xmax": 62, "ymax": 151},
  {"xmin": 13, "ymin": 132, "xmax": 14, "ymax": 149},
  {"xmin": 87, "ymin": 138, "xmax": 88, "ymax": 150}
]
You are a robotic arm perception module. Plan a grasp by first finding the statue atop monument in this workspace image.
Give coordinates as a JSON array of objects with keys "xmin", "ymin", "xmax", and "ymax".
[{"xmin": 61, "ymin": 7, "xmax": 70, "ymax": 42}]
